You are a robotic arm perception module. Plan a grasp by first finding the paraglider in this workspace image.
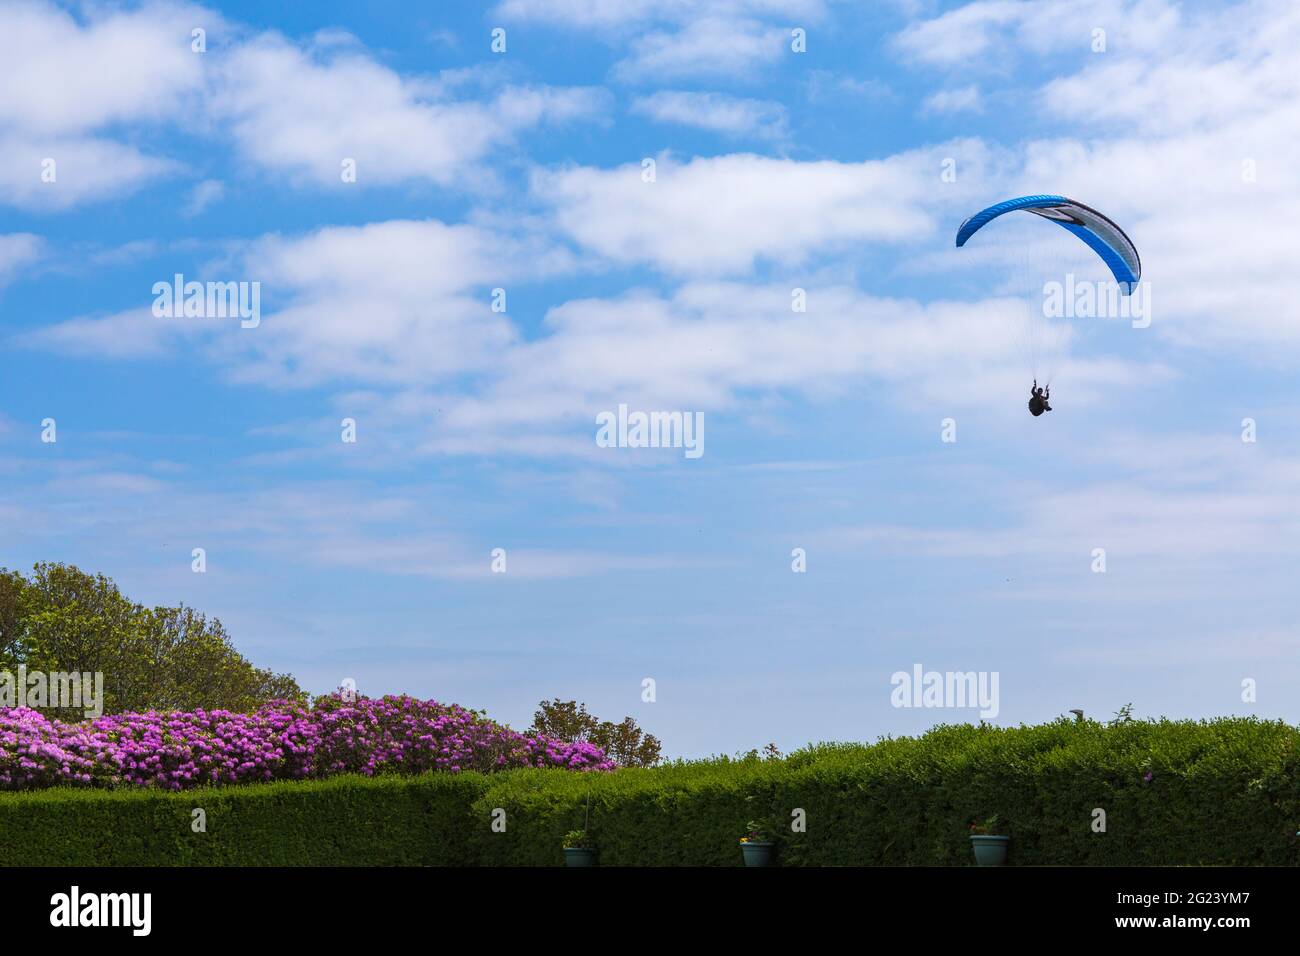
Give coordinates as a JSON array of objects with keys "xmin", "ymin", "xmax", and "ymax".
[
  {"xmin": 955, "ymin": 195, "xmax": 1141, "ymax": 416},
  {"xmin": 1028, "ymin": 381, "xmax": 1050, "ymax": 417}
]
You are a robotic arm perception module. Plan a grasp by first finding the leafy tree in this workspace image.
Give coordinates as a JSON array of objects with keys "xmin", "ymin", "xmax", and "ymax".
[
  {"xmin": 20, "ymin": 564, "xmax": 145, "ymax": 713},
  {"xmin": 130, "ymin": 605, "xmax": 304, "ymax": 713},
  {"xmin": 1, "ymin": 562, "xmax": 304, "ymax": 717},
  {"xmin": 0, "ymin": 568, "xmax": 27, "ymax": 668},
  {"xmin": 529, "ymin": 698, "xmax": 662, "ymax": 767},
  {"xmin": 1109, "ymin": 702, "xmax": 1136, "ymax": 726}
]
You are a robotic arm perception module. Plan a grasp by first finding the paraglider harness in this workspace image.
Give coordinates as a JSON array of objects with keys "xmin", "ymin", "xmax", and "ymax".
[{"xmin": 1029, "ymin": 381, "xmax": 1051, "ymax": 417}]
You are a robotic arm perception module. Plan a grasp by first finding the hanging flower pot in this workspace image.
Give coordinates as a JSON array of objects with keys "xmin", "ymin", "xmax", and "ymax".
[
  {"xmin": 562, "ymin": 830, "xmax": 596, "ymax": 867},
  {"xmin": 740, "ymin": 841, "xmax": 774, "ymax": 867},
  {"xmin": 740, "ymin": 821, "xmax": 775, "ymax": 866},
  {"xmin": 969, "ymin": 835, "xmax": 1010, "ymax": 866},
  {"xmin": 969, "ymin": 816, "xmax": 1009, "ymax": 866}
]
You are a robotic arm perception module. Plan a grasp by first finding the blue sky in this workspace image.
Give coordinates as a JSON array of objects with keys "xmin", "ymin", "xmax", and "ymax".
[{"xmin": 2, "ymin": 0, "xmax": 1298, "ymax": 757}]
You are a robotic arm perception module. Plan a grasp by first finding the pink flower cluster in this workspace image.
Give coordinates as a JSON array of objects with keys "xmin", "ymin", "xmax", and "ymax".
[{"xmin": 0, "ymin": 694, "xmax": 615, "ymax": 791}]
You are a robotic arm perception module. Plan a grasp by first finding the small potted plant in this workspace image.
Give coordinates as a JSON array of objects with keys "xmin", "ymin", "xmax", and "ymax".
[
  {"xmin": 969, "ymin": 815, "xmax": 1009, "ymax": 866},
  {"xmin": 562, "ymin": 829, "xmax": 596, "ymax": 867},
  {"xmin": 739, "ymin": 820, "xmax": 775, "ymax": 867}
]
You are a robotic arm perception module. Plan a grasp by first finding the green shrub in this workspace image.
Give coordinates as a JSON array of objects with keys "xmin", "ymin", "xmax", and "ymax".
[
  {"xmin": 4, "ymin": 717, "xmax": 1298, "ymax": 866},
  {"xmin": 0, "ymin": 772, "xmax": 489, "ymax": 866}
]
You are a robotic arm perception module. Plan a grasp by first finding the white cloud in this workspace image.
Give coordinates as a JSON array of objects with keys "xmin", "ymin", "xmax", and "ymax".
[
  {"xmin": 614, "ymin": 17, "xmax": 789, "ymax": 82},
  {"xmin": 0, "ymin": 133, "xmax": 180, "ymax": 210},
  {"xmin": 805, "ymin": 70, "xmax": 895, "ymax": 104},
  {"xmin": 0, "ymin": 0, "xmax": 210, "ymax": 136},
  {"xmin": 1038, "ymin": 1, "xmax": 1296, "ymax": 133},
  {"xmin": 0, "ymin": 1, "xmax": 610, "ymax": 205},
  {"xmin": 15, "ymin": 132, "xmax": 1167, "ymax": 455},
  {"xmin": 494, "ymin": 0, "xmax": 673, "ymax": 28},
  {"xmin": 894, "ymin": 0, "xmax": 1182, "ymax": 68},
  {"xmin": 0, "ymin": 460, "xmax": 713, "ymax": 581},
  {"xmin": 495, "ymin": 0, "xmax": 823, "ymax": 30},
  {"xmin": 922, "ymin": 84, "xmax": 981, "ymax": 114},
  {"xmin": 13, "ymin": 307, "xmax": 204, "ymax": 359},
  {"xmin": 219, "ymin": 218, "xmax": 574, "ymax": 388},
  {"xmin": 335, "ymin": 281, "xmax": 1161, "ymax": 457},
  {"xmin": 209, "ymin": 34, "xmax": 608, "ymax": 188},
  {"xmin": 894, "ymin": 0, "xmax": 1026, "ymax": 66},
  {"xmin": 631, "ymin": 91, "xmax": 787, "ymax": 139},
  {"xmin": 184, "ymin": 179, "xmax": 225, "ymax": 216},
  {"xmin": 889, "ymin": 0, "xmax": 1300, "ymax": 357},
  {"xmin": 86, "ymin": 240, "xmax": 163, "ymax": 267},
  {"xmin": 16, "ymin": 217, "xmax": 571, "ymax": 383},
  {"xmin": 13, "ymin": 0, "xmax": 1300, "ymax": 462},
  {"xmin": 1011, "ymin": 2, "xmax": 1300, "ymax": 353},
  {"xmin": 532, "ymin": 144, "xmax": 991, "ymax": 275},
  {"xmin": 0, "ymin": 1, "xmax": 201, "ymax": 208},
  {"xmin": 26, "ymin": 241, "xmax": 1167, "ymax": 455},
  {"xmin": 821, "ymin": 435, "xmax": 1300, "ymax": 567},
  {"xmin": 497, "ymin": 0, "xmax": 826, "ymax": 81},
  {"xmin": 0, "ymin": 232, "xmax": 42, "ymax": 287}
]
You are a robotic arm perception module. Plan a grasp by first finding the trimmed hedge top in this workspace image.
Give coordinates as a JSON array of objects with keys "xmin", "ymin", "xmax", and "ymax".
[{"xmin": 3, "ymin": 716, "xmax": 1298, "ymax": 866}]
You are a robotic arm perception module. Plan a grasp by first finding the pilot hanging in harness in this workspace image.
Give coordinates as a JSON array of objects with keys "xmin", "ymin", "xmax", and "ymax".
[{"xmin": 1028, "ymin": 380, "xmax": 1051, "ymax": 417}]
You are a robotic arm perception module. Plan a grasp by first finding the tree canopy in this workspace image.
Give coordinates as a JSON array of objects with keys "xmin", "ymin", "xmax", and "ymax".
[
  {"xmin": 529, "ymin": 698, "xmax": 662, "ymax": 768},
  {"xmin": 0, "ymin": 563, "xmax": 303, "ymax": 718}
]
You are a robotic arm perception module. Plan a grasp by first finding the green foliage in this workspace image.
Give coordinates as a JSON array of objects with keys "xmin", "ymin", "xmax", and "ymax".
[
  {"xmin": 562, "ymin": 829, "xmax": 590, "ymax": 849},
  {"xmin": 1109, "ymin": 702, "xmax": 1136, "ymax": 726},
  {"xmin": 529, "ymin": 698, "xmax": 662, "ymax": 767},
  {"xmin": 0, "ymin": 562, "xmax": 304, "ymax": 716},
  {"xmin": 4, "ymin": 716, "xmax": 1299, "ymax": 866},
  {"xmin": 0, "ymin": 773, "xmax": 488, "ymax": 866},
  {"xmin": 741, "ymin": 819, "xmax": 771, "ymax": 843},
  {"xmin": 0, "ymin": 569, "xmax": 26, "ymax": 670},
  {"xmin": 465, "ymin": 758, "xmax": 787, "ymax": 866}
]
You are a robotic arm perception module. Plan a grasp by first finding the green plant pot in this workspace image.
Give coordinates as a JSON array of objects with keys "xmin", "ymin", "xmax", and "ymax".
[
  {"xmin": 740, "ymin": 841, "xmax": 774, "ymax": 867},
  {"xmin": 563, "ymin": 847, "xmax": 596, "ymax": 867},
  {"xmin": 970, "ymin": 835, "xmax": 1009, "ymax": 866}
]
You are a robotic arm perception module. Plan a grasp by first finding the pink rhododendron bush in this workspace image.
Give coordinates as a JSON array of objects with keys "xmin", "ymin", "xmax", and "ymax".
[{"xmin": 0, "ymin": 694, "xmax": 614, "ymax": 791}]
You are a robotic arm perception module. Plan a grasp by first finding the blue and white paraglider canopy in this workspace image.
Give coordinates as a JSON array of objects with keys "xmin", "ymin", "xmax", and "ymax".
[{"xmin": 955, "ymin": 195, "xmax": 1141, "ymax": 293}]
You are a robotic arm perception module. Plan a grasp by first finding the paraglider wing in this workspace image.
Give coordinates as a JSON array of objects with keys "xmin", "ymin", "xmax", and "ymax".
[{"xmin": 955, "ymin": 195, "xmax": 1141, "ymax": 292}]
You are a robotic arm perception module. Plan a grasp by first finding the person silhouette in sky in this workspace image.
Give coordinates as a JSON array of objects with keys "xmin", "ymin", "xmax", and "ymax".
[{"xmin": 1028, "ymin": 381, "xmax": 1051, "ymax": 417}]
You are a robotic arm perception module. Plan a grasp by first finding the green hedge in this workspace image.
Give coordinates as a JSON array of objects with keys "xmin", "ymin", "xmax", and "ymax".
[
  {"xmin": 0, "ymin": 773, "xmax": 489, "ymax": 866},
  {"xmin": 5, "ymin": 717, "xmax": 1299, "ymax": 866}
]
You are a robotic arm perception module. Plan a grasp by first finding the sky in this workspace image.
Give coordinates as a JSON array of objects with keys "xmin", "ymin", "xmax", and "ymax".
[{"xmin": 1, "ymin": 0, "xmax": 1298, "ymax": 758}]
